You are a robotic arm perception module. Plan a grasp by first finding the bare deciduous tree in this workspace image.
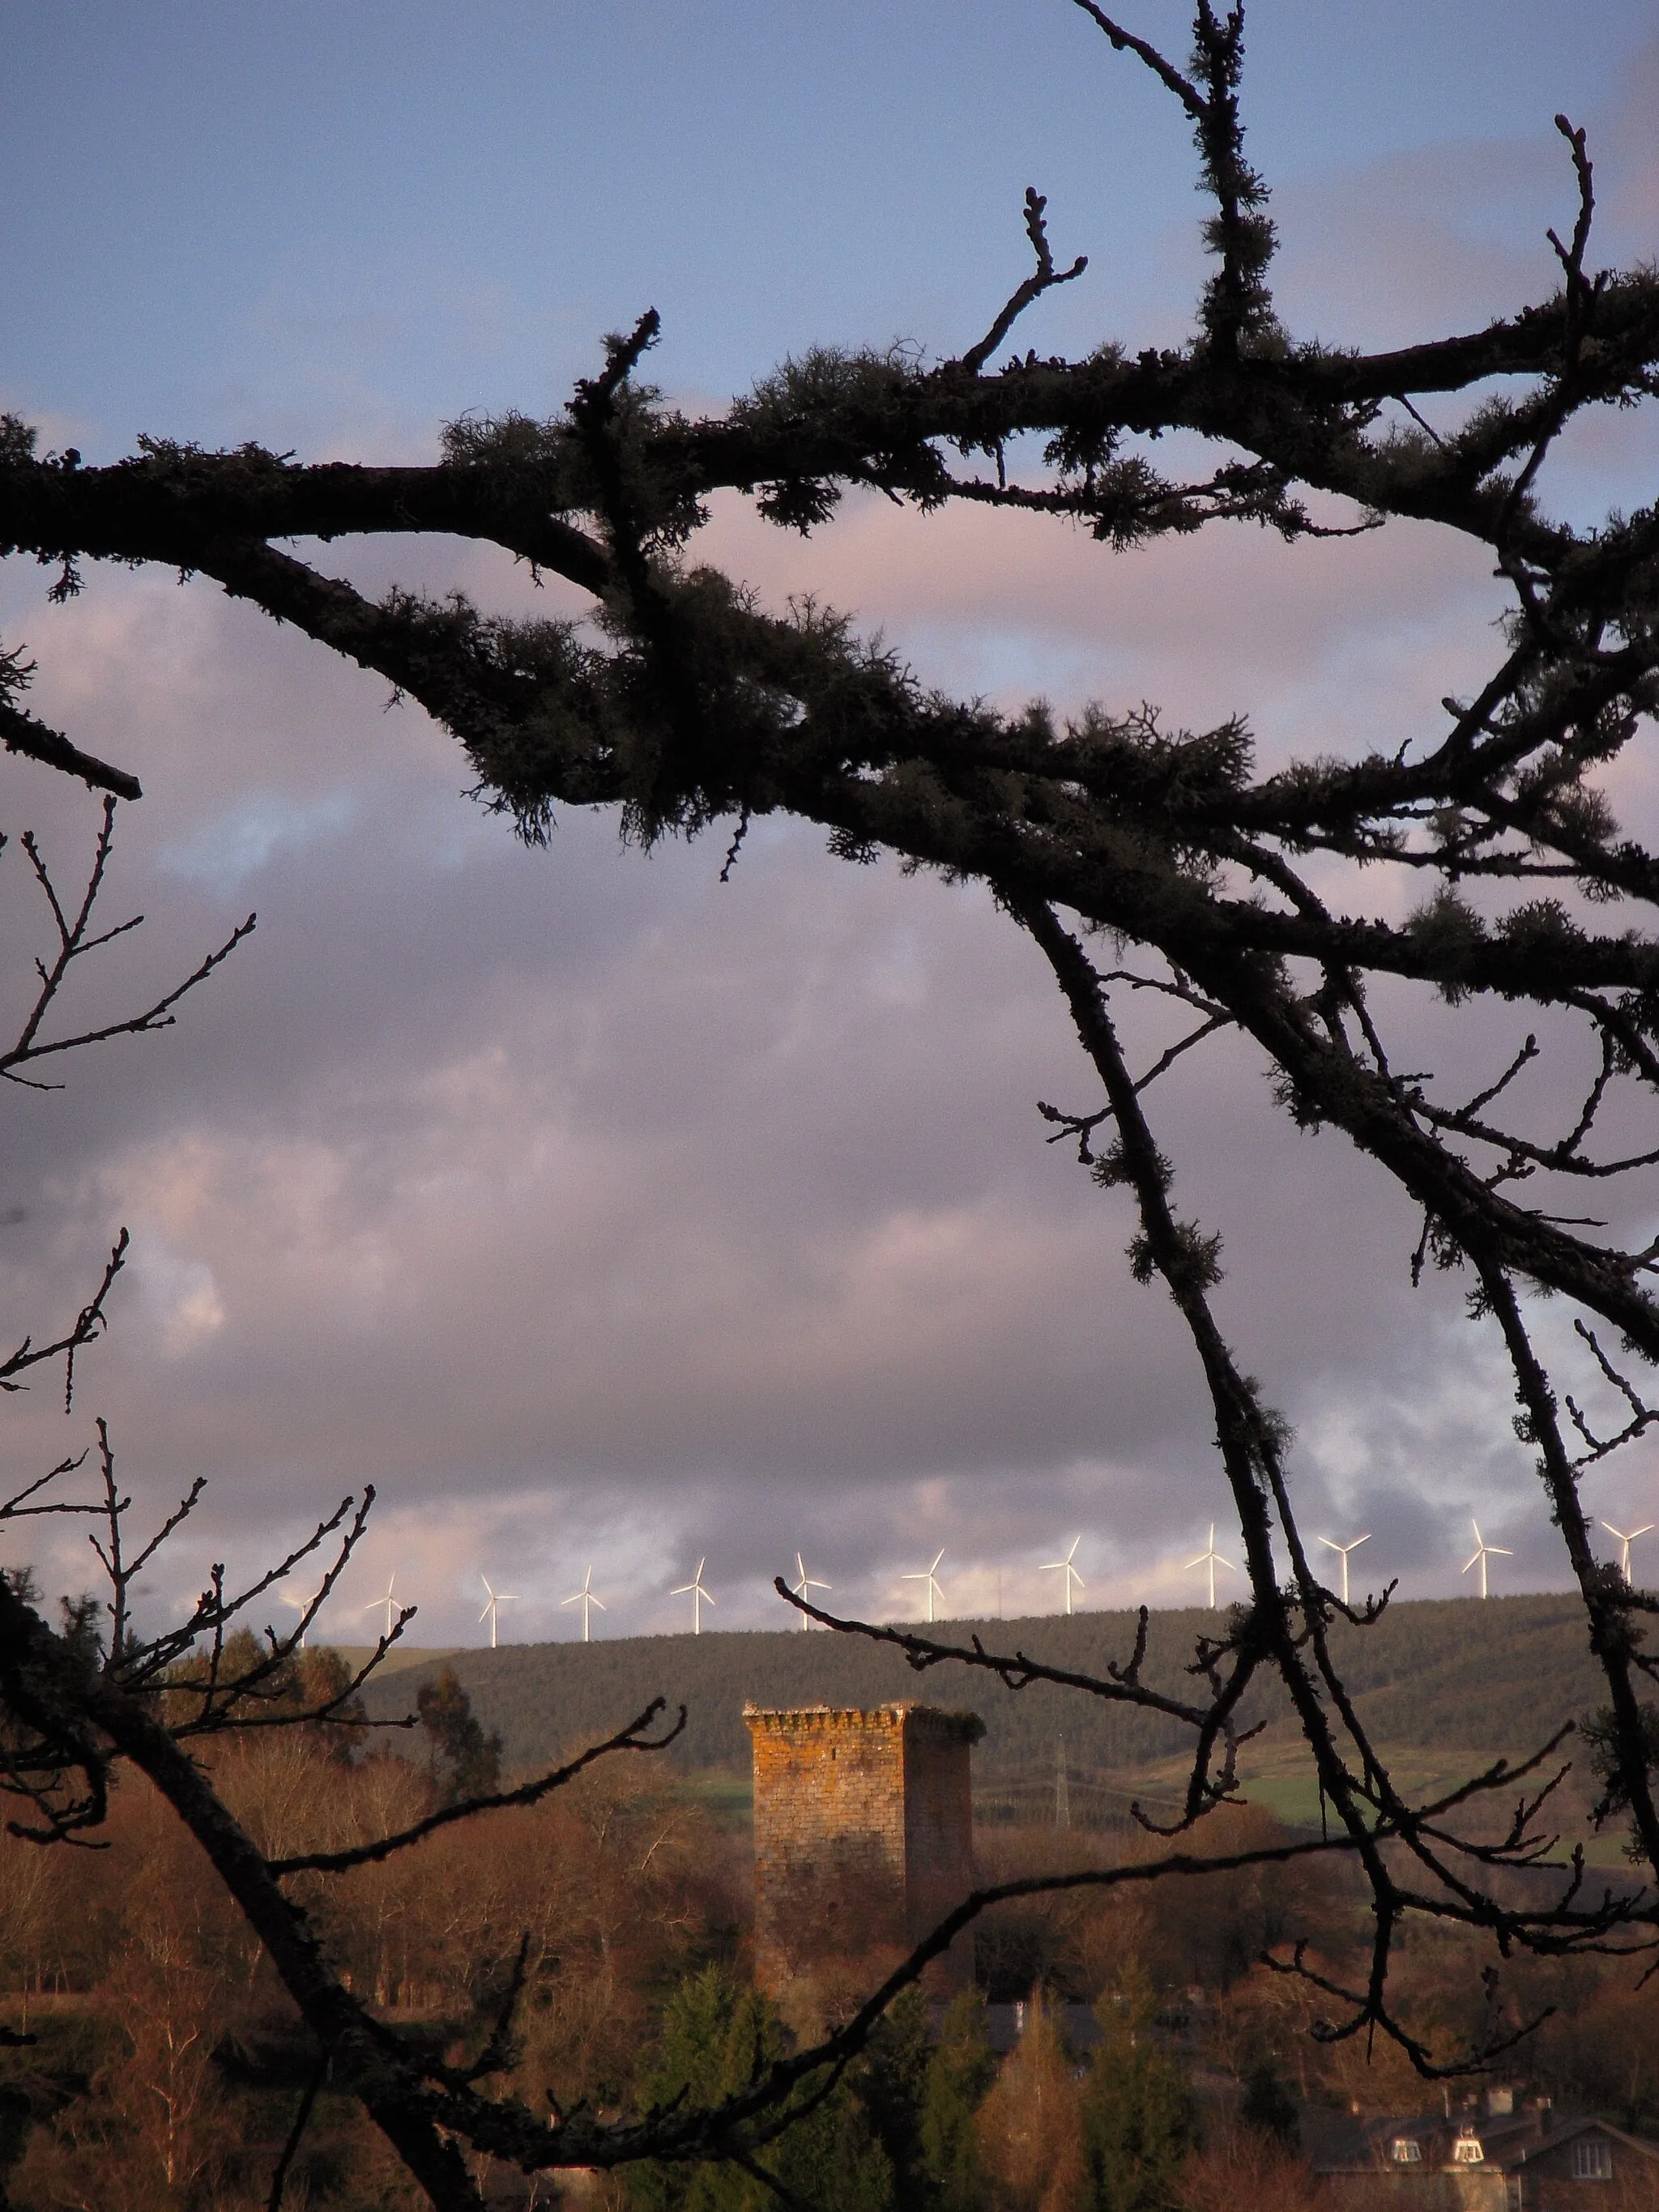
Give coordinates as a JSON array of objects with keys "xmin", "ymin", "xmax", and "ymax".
[{"xmin": 4, "ymin": 2, "xmax": 1659, "ymax": 2203}]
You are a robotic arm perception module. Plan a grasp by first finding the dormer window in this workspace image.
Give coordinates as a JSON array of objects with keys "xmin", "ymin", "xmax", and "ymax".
[
  {"xmin": 1453, "ymin": 2136, "xmax": 1486, "ymax": 2164},
  {"xmin": 1391, "ymin": 2139, "xmax": 1422, "ymax": 2164}
]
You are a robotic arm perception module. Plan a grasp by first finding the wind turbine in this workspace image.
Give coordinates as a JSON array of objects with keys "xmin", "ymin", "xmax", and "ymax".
[
  {"xmin": 278, "ymin": 1584, "xmax": 319, "ymax": 1648},
  {"xmin": 1461, "ymin": 1519, "xmax": 1512, "ymax": 1600},
  {"xmin": 1041, "ymin": 1536, "xmax": 1085, "ymax": 1616},
  {"xmin": 791, "ymin": 1551, "xmax": 830, "ymax": 1629},
  {"xmin": 902, "ymin": 1548, "xmax": 946, "ymax": 1624},
  {"xmin": 478, "ymin": 1574, "xmax": 518, "ymax": 1649},
  {"xmin": 1317, "ymin": 1532, "xmax": 1371, "ymax": 1606},
  {"xmin": 363, "ymin": 1571, "xmax": 400, "ymax": 1642},
  {"xmin": 1184, "ymin": 1524, "xmax": 1236, "ymax": 1611},
  {"xmin": 672, "ymin": 1558, "xmax": 716, "ymax": 1634},
  {"xmin": 1601, "ymin": 1519, "xmax": 1654, "ymax": 1583},
  {"xmin": 561, "ymin": 1564, "xmax": 606, "ymax": 1642}
]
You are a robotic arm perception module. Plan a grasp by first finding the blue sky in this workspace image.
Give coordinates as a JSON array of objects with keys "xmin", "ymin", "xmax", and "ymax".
[
  {"xmin": 5, "ymin": 3, "xmax": 1653, "ymax": 442},
  {"xmin": 0, "ymin": 6, "xmax": 1655, "ymax": 1647}
]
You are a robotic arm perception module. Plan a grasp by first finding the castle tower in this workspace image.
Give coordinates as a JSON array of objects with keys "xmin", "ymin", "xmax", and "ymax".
[{"xmin": 744, "ymin": 1703, "xmax": 983, "ymax": 2002}]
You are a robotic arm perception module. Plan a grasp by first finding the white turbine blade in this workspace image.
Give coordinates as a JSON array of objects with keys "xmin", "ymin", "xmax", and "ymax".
[
  {"xmin": 591, "ymin": 1592, "xmax": 608, "ymax": 1612},
  {"xmin": 480, "ymin": 1600, "xmax": 493, "ymax": 1624},
  {"xmin": 1317, "ymin": 1536, "xmax": 1341, "ymax": 1554},
  {"xmin": 1461, "ymin": 1549, "xmax": 1482, "ymax": 1575},
  {"xmin": 1470, "ymin": 1519, "xmax": 1483, "ymax": 1546},
  {"xmin": 1350, "ymin": 1533, "xmax": 1371, "ymax": 1549},
  {"xmin": 701, "ymin": 1587, "xmax": 716, "ymax": 1606},
  {"xmin": 1487, "ymin": 1545, "xmax": 1512, "ymax": 1558},
  {"xmin": 1602, "ymin": 1521, "xmax": 1630, "ymax": 1542},
  {"xmin": 1183, "ymin": 1550, "xmax": 1209, "ymax": 1571},
  {"xmin": 1630, "ymin": 1525, "xmax": 1656, "ymax": 1542}
]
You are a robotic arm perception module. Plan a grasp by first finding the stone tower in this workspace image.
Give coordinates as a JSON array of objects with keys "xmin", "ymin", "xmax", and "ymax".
[{"xmin": 744, "ymin": 1703, "xmax": 983, "ymax": 2002}]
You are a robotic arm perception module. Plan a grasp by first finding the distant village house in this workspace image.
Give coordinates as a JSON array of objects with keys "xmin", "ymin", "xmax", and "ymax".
[{"xmin": 1306, "ymin": 2089, "xmax": 1659, "ymax": 2206}]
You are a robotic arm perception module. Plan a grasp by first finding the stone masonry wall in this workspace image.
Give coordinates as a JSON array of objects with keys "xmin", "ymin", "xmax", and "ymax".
[
  {"xmin": 902, "ymin": 1712, "xmax": 978, "ymax": 1948},
  {"xmin": 745, "ymin": 1703, "xmax": 982, "ymax": 2001}
]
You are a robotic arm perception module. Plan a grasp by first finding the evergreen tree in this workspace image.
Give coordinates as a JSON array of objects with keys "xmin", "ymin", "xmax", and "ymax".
[
  {"xmin": 57, "ymin": 1593, "xmax": 102, "ymax": 1673},
  {"xmin": 862, "ymin": 1985, "xmax": 934, "ymax": 2199},
  {"xmin": 1239, "ymin": 2058, "xmax": 1299, "ymax": 2149},
  {"xmin": 415, "ymin": 1663, "xmax": 502, "ymax": 1804},
  {"xmin": 629, "ymin": 1967, "xmax": 896, "ymax": 2212},
  {"xmin": 629, "ymin": 1967, "xmax": 778, "ymax": 2212},
  {"xmin": 288, "ymin": 1644, "xmax": 369, "ymax": 1760},
  {"xmin": 1080, "ymin": 1967, "xmax": 1195, "ymax": 2212},
  {"xmin": 921, "ymin": 1991, "xmax": 996, "ymax": 2211},
  {"xmin": 768, "ymin": 2075, "xmax": 895, "ymax": 2212}
]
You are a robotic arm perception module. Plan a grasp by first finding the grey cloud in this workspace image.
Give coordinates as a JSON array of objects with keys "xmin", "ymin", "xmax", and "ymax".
[
  {"xmin": 5, "ymin": 58, "xmax": 1655, "ymax": 1646},
  {"xmin": 0, "ymin": 548, "xmax": 1613, "ymax": 1652}
]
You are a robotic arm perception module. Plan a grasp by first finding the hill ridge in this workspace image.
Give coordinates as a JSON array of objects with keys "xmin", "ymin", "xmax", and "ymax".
[{"xmin": 355, "ymin": 1592, "xmax": 1599, "ymax": 1782}]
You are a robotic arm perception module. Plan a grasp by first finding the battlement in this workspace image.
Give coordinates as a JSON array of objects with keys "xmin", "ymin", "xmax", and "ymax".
[
  {"xmin": 744, "ymin": 1703, "xmax": 982, "ymax": 2001},
  {"xmin": 743, "ymin": 1701, "xmax": 985, "ymax": 1740}
]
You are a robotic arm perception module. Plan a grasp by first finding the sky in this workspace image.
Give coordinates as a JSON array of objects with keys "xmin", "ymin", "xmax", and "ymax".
[{"xmin": 0, "ymin": 3, "xmax": 1656, "ymax": 1647}]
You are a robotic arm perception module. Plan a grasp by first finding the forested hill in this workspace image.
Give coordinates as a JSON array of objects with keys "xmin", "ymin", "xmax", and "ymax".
[{"xmin": 352, "ymin": 1594, "xmax": 1601, "ymax": 1782}]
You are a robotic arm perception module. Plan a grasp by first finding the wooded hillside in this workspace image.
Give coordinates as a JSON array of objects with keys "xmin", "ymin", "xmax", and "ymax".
[{"xmin": 353, "ymin": 1594, "xmax": 1602, "ymax": 1787}]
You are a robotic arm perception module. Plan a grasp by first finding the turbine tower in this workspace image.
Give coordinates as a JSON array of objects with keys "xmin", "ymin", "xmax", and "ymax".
[
  {"xmin": 478, "ymin": 1574, "xmax": 518, "ymax": 1649},
  {"xmin": 278, "ymin": 1584, "xmax": 318, "ymax": 1649},
  {"xmin": 902, "ymin": 1548, "xmax": 946, "ymax": 1624},
  {"xmin": 1601, "ymin": 1519, "xmax": 1654, "ymax": 1583},
  {"xmin": 791, "ymin": 1551, "xmax": 830, "ymax": 1629},
  {"xmin": 561, "ymin": 1563, "xmax": 606, "ymax": 1642},
  {"xmin": 1317, "ymin": 1532, "xmax": 1371, "ymax": 1606},
  {"xmin": 1184, "ymin": 1524, "xmax": 1236, "ymax": 1611},
  {"xmin": 1461, "ymin": 1519, "xmax": 1512, "ymax": 1600},
  {"xmin": 1041, "ymin": 1536, "xmax": 1085, "ymax": 1616},
  {"xmin": 363, "ymin": 1571, "xmax": 400, "ymax": 1642},
  {"xmin": 672, "ymin": 1557, "xmax": 716, "ymax": 1634}
]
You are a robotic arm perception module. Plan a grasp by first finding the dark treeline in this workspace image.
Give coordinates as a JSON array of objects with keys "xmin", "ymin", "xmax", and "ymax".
[{"xmin": 356, "ymin": 1596, "xmax": 1602, "ymax": 1784}]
